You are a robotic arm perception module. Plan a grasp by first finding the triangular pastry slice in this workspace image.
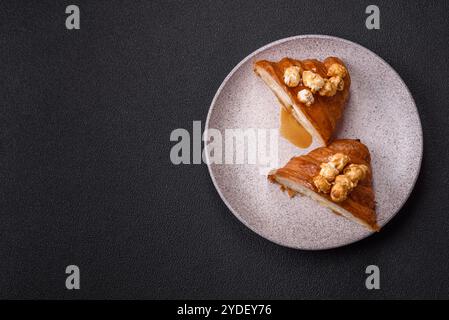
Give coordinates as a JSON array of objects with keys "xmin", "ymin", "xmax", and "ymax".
[
  {"xmin": 254, "ymin": 57, "xmax": 350, "ymax": 146},
  {"xmin": 268, "ymin": 139, "xmax": 379, "ymax": 231}
]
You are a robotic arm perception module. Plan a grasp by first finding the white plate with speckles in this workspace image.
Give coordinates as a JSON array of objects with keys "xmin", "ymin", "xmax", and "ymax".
[{"xmin": 205, "ymin": 35, "xmax": 423, "ymax": 250}]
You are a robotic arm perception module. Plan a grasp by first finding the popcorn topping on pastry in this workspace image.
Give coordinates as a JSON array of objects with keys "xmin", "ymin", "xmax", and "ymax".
[
  {"xmin": 331, "ymin": 164, "xmax": 370, "ymax": 202},
  {"xmin": 302, "ymin": 70, "xmax": 325, "ymax": 93},
  {"xmin": 327, "ymin": 63, "xmax": 347, "ymax": 78},
  {"xmin": 319, "ymin": 79, "xmax": 338, "ymax": 97},
  {"xmin": 283, "ymin": 66, "xmax": 302, "ymax": 87},
  {"xmin": 315, "ymin": 153, "xmax": 350, "ymax": 192},
  {"xmin": 329, "ymin": 76, "xmax": 344, "ymax": 91},
  {"xmin": 297, "ymin": 88, "xmax": 315, "ymax": 106}
]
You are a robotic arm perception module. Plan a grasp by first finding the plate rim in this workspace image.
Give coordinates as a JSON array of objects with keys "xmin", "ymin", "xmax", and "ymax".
[{"xmin": 205, "ymin": 34, "xmax": 423, "ymax": 250}]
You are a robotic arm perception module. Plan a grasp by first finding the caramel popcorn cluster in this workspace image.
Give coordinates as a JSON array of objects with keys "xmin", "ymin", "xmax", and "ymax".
[
  {"xmin": 330, "ymin": 164, "xmax": 369, "ymax": 202},
  {"xmin": 282, "ymin": 62, "xmax": 347, "ymax": 107},
  {"xmin": 297, "ymin": 89, "xmax": 315, "ymax": 106},
  {"xmin": 302, "ymin": 71, "xmax": 325, "ymax": 93},
  {"xmin": 283, "ymin": 66, "xmax": 302, "ymax": 87},
  {"xmin": 329, "ymin": 76, "xmax": 344, "ymax": 91},
  {"xmin": 313, "ymin": 153, "xmax": 369, "ymax": 203},
  {"xmin": 313, "ymin": 153, "xmax": 350, "ymax": 193},
  {"xmin": 319, "ymin": 78, "xmax": 337, "ymax": 97},
  {"xmin": 327, "ymin": 63, "xmax": 347, "ymax": 78}
]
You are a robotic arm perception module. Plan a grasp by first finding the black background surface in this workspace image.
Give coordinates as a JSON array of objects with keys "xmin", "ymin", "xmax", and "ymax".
[{"xmin": 0, "ymin": 0, "xmax": 448, "ymax": 299}]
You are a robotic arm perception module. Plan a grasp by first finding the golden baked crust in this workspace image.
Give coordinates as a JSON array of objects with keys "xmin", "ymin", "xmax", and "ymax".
[
  {"xmin": 254, "ymin": 57, "xmax": 350, "ymax": 146},
  {"xmin": 268, "ymin": 139, "xmax": 379, "ymax": 231}
]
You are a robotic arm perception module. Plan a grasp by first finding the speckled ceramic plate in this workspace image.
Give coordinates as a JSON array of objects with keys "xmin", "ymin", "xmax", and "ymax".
[{"xmin": 205, "ymin": 35, "xmax": 423, "ymax": 250}]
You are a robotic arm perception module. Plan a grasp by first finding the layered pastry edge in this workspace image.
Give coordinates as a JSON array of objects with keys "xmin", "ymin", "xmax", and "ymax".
[
  {"xmin": 254, "ymin": 57, "xmax": 350, "ymax": 146},
  {"xmin": 268, "ymin": 139, "xmax": 379, "ymax": 231}
]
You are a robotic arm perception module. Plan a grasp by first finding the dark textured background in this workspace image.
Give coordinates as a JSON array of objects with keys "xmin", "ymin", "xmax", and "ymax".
[{"xmin": 0, "ymin": 0, "xmax": 448, "ymax": 299}]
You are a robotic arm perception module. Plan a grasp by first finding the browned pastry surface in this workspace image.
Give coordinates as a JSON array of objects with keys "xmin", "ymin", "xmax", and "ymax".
[
  {"xmin": 254, "ymin": 57, "xmax": 350, "ymax": 145},
  {"xmin": 268, "ymin": 139, "xmax": 378, "ymax": 231}
]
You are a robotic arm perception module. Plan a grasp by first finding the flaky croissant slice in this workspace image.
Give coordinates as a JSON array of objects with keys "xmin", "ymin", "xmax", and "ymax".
[
  {"xmin": 268, "ymin": 139, "xmax": 379, "ymax": 231},
  {"xmin": 254, "ymin": 57, "xmax": 350, "ymax": 146}
]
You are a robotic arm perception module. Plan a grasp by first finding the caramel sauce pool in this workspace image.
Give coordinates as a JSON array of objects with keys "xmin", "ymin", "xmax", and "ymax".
[{"xmin": 279, "ymin": 107, "xmax": 312, "ymax": 148}]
